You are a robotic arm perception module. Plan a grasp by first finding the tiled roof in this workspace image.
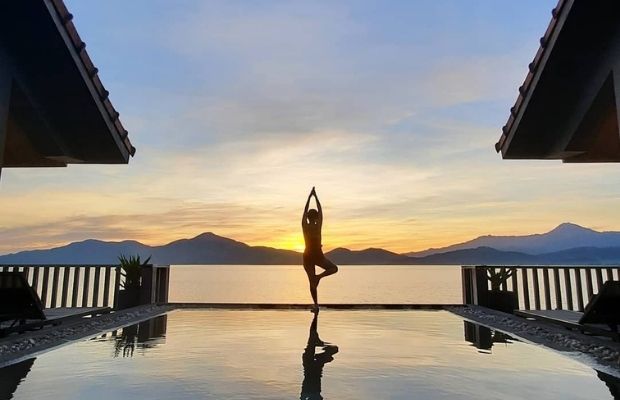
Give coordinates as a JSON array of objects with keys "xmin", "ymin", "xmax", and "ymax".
[
  {"xmin": 495, "ymin": 0, "xmax": 571, "ymax": 153},
  {"xmin": 48, "ymin": 0, "xmax": 136, "ymax": 157}
]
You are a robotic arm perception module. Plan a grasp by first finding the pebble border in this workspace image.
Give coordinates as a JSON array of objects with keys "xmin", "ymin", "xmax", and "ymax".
[
  {"xmin": 448, "ymin": 305, "xmax": 620, "ymax": 371},
  {"xmin": 0, "ymin": 304, "xmax": 173, "ymax": 366}
]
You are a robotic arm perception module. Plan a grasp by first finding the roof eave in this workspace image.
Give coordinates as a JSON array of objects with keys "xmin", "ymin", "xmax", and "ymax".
[
  {"xmin": 44, "ymin": 0, "xmax": 135, "ymax": 162},
  {"xmin": 496, "ymin": 0, "xmax": 574, "ymax": 158}
]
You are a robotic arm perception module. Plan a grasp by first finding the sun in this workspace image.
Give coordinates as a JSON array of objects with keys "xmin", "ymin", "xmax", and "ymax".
[{"xmin": 273, "ymin": 234, "xmax": 305, "ymax": 252}]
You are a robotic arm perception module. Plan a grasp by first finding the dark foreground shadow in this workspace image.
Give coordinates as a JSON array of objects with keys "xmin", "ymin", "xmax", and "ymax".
[
  {"xmin": 0, "ymin": 358, "xmax": 35, "ymax": 400},
  {"xmin": 301, "ymin": 312, "xmax": 338, "ymax": 400},
  {"xmin": 113, "ymin": 314, "xmax": 168, "ymax": 358},
  {"xmin": 597, "ymin": 370, "xmax": 620, "ymax": 399}
]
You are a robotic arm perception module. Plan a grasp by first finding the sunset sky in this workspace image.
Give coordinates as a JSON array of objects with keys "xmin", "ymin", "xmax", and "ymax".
[{"xmin": 3, "ymin": 0, "xmax": 620, "ymax": 255}]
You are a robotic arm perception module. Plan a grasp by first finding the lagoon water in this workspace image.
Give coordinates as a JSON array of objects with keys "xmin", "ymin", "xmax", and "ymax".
[{"xmin": 168, "ymin": 265, "xmax": 462, "ymax": 304}]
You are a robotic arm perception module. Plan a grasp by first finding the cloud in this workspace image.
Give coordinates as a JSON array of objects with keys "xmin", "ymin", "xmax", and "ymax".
[
  {"xmin": 8, "ymin": 0, "xmax": 620, "ymax": 255},
  {"xmin": 0, "ymin": 202, "xmax": 273, "ymax": 254}
]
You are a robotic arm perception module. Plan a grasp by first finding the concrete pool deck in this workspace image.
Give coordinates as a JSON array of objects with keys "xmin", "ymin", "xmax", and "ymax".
[{"xmin": 1, "ymin": 303, "xmax": 619, "ymax": 374}]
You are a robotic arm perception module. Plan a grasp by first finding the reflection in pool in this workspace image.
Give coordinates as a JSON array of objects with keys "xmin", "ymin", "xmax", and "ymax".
[
  {"xmin": 112, "ymin": 315, "xmax": 167, "ymax": 358},
  {"xmin": 301, "ymin": 312, "xmax": 338, "ymax": 400},
  {"xmin": 463, "ymin": 321, "xmax": 516, "ymax": 354},
  {"xmin": 1, "ymin": 310, "xmax": 618, "ymax": 400}
]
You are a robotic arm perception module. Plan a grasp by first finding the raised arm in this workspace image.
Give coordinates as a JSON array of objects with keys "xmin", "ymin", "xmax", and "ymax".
[
  {"xmin": 314, "ymin": 190, "xmax": 323, "ymax": 226},
  {"xmin": 302, "ymin": 189, "xmax": 313, "ymax": 226}
]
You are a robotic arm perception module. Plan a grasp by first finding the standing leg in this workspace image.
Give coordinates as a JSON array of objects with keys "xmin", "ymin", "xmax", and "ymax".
[{"xmin": 304, "ymin": 261, "xmax": 319, "ymax": 308}]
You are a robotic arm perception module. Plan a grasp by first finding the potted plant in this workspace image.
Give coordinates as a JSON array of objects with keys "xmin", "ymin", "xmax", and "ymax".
[
  {"xmin": 117, "ymin": 254, "xmax": 151, "ymax": 309},
  {"xmin": 484, "ymin": 267, "xmax": 518, "ymax": 313}
]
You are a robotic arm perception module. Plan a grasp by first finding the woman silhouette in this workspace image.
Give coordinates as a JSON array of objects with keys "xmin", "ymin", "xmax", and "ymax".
[{"xmin": 302, "ymin": 187, "xmax": 338, "ymax": 312}]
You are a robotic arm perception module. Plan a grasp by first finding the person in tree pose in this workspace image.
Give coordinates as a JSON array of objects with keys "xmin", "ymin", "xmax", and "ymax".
[{"xmin": 302, "ymin": 187, "xmax": 338, "ymax": 312}]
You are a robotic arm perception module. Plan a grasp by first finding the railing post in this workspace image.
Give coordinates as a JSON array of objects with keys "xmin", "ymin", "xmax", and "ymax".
[
  {"xmin": 139, "ymin": 265, "xmax": 170, "ymax": 305},
  {"xmin": 575, "ymin": 268, "xmax": 584, "ymax": 311},
  {"xmin": 522, "ymin": 269, "xmax": 530, "ymax": 310},
  {"xmin": 140, "ymin": 265, "xmax": 156, "ymax": 305},
  {"xmin": 113, "ymin": 266, "xmax": 121, "ymax": 310},
  {"xmin": 532, "ymin": 267, "xmax": 541, "ymax": 310},
  {"xmin": 103, "ymin": 267, "xmax": 112, "ymax": 307},
  {"xmin": 50, "ymin": 267, "xmax": 60, "ymax": 308},
  {"xmin": 32, "ymin": 267, "xmax": 40, "ymax": 296},
  {"xmin": 564, "ymin": 268, "xmax": 573, "ymax": 310},
  {"xmin": 71, "ymin": 267, "xmax": 81, "ymax": 307},
  {"xmin": 462, "ymin": 267, "xmax": 472, "ymax": 304},
  {"xmin": 543, "ymin": 268, "xmax": 552, "ymax": 309},
  {"xmin": 510, "ymin": 267, "xmax": 518, "ymax": 301},
  {"xmin": 41, "ymin": 267, "xmax": 50, "ymax": 308},
  {"xmin": 553, "ymin": 268, "xmax": 562, "ymax": 310},
  {"xmin": 595, "ymin": 269, "xmax": 604, "ymax": 292},
  {"xmin": 156, "ymin": 266, "xmax": 170, "ymax": 304},
  {"xmin": 461, "ymin": 266, "xmax": 488, "ymax": 306},
  {"xmin": 586, "ymin": 269, "xmax": 594, "ymax": 301},
  {"xmin": 82, "ymin": 267, "xmax": 91, "ymax": 307},
  {"xmin": 92, "ymin": 267, "xmax": 101, "ymax": 307},
  {"xmin": 61, "ymin": 267, "xmax": 70, "ymax": 307}
]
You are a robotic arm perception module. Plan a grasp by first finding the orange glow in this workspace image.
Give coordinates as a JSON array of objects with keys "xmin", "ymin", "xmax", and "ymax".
[{"xmin": 266, "ymin": 234, "xmax": 306, "ymax": 253}]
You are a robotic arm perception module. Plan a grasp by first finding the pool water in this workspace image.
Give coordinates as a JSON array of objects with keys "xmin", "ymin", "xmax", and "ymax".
[{"xmin": 1, "ymin": 310, "xmax": 618, "ymax": 400}]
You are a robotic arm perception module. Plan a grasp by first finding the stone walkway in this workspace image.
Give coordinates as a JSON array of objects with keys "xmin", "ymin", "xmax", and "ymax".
[
  {"xmin": 0, "ymin": 304, "xmax": 173, "ymax": 366},
  {"xmin": 448, "ymin": 305, "xmax": 620, "ymax": 372}
]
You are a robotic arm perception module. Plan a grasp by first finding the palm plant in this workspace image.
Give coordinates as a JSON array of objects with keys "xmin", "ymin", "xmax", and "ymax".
[
  {"xmin": 486, "ymin": 267, "xmax": 514, "ymax": 291},
  {"xmin": 118, "ymin": 254, "xmax": 151, "ymax": 290}
]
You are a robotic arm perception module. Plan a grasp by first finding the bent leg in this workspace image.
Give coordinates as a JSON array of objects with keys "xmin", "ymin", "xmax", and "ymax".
[{"xmin": 316, "ymin": 257, "xmax": 338, "ymax": 280}]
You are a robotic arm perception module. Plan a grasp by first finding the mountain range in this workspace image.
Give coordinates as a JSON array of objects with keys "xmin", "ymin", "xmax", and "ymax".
[
  {"xmin": 3, "ymin": 223, "xmax": 620, "ymax": 265},
  {"xmin": 406, "ymin": 222, "xmax": 620, "ymax": 256}
]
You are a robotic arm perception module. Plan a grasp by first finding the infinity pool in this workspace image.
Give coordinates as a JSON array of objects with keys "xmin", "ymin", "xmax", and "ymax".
[{"xmin": 1, "ymin": 310, "xmax": 617, "ymax": 399}]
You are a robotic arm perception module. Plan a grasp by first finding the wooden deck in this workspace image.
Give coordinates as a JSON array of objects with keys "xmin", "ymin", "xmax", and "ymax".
[{"xmin": 516, "ymin": 309, "xmax": 583, "ymax": 325}]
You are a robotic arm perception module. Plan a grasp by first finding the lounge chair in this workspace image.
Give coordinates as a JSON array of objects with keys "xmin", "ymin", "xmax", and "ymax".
[
  {"xmin": 0, "ymin": 272, "xmax": 112, "ymax": 337},
  {"xmin": 515, "ymin": 281, "xmax": 620, "ymax": 340},
  {"xmin": 580, "ymin": 281, "xmax": 620, "ymax": 329},
  {"xmin": 0, "ymin": 272, "xmax": 46, "ymax": 331}
]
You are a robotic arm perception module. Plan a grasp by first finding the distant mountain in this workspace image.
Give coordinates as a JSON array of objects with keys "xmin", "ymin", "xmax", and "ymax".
[
  {"xmin": 409, "ymin": 246, "xmax": 538, "ymax": 265},
  {"xmin": 4, "ymin": 223, "xmax": 620, "ymax": 265},
  {"xmin": 148, "ymin": 232, "xmax": 300, "ymax": 264},
  {"xmin": 0, "ymin": 239, "xmax": 150, "ymax": 265},
  {"xmin": 407, "ymin": 245, "xmax": 620, "ymax": 265},
  {"xmin": 0, "ymin": 232, "xmax": 301, "ymax": 265},
  {"xmin": 534, "ymin": 246, "xmax": 620, "ymax": 265},
  {"xmin": 406, "ymin": 223, "xmax": 620, "ymax": 256},
  {"xmin": 325, "ymin": 247, "xmax": 412, "ymax": 265}
]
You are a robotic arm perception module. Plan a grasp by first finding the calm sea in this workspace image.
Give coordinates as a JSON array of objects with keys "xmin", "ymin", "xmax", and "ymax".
[{"xmin": 168, "ymin": 265, "xmax": 462, "ymax": 304}]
